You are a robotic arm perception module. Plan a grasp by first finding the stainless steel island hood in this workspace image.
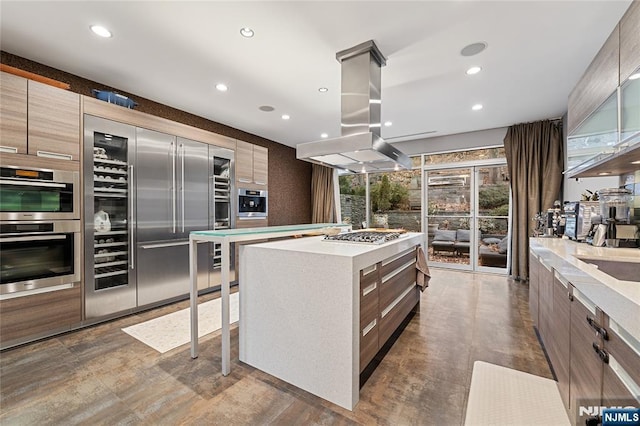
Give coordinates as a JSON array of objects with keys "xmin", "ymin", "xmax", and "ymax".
[{"xmin": 297, "ymin": 40, "xmax": 411, "ymax": 173}]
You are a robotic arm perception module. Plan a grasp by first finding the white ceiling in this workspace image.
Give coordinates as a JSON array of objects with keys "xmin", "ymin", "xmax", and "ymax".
[{"xmin": 0, "ymin": 1, "xmax": 632, "ymax": 150}]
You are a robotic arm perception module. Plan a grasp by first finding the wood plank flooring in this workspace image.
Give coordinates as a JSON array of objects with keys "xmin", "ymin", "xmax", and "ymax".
[{"xmin": 0, "ymin": 269, "xmax": 552, "ymax": 425}]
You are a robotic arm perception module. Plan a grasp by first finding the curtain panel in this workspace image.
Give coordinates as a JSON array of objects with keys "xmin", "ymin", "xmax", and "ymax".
[
  {"xmin": 311, "ymin": 164, "xmax": 336, "ymax": 223},
  {"xmin": 504, "ymin": 120, "xmax": 563, "ymax": 280}
]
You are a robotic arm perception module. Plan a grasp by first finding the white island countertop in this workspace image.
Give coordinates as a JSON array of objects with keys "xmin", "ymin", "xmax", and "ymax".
[{"xmin": 530, "ymin": 238, "xmax": 640, "ymax": 340}]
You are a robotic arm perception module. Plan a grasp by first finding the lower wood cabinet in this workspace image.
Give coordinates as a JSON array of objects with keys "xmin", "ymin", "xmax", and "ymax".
[
  {"xmin": 602, "ymin": 316, "xmax": 640, "ymax": 408},
  {"xmin": 548, "ymin": 272, "xmax": 571, "ymax": 410},
  {"xmin": 569, "ymin": 288, "xmax": 604, "ymax": 425},
  {"xmin": 529, "ymin": 252, "xmax": 540, "ymax": 328},
  {"xmin": 359, "ymin": 246, "xmax": 419, "ymax": 372},
  {"xmin": 537, "ymin": 258, "xmax": 554, "ymax": 343},
  {"xmin": 0, "ymin": 285, "xmax": 82, "ymax": 348}
]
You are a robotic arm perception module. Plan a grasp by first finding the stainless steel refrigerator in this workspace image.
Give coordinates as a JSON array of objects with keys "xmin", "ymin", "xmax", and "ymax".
[{"xmin": 135, "ymin": 130, "xmax": 209, "ymax": 306}]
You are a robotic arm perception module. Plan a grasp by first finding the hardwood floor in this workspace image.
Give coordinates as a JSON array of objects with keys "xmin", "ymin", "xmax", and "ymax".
[{"xmin": 0, "ymin": 269, "xmax": 552, "ymax": 425}]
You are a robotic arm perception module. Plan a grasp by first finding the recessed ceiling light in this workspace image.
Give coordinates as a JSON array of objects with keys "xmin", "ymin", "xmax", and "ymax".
[
  {"xmin": 460, "ymin": 42, "xmax": 487, "ymax": 57},
  {"xmin": 632, "ymin": 160, "xmax": 640, "ymax": 164},
  {"xmin": 629, "ymin": 72, "xmax": 640, "ymax": 80},
  {"xmin": 598, "ymin": 172, "xmax": 611, "ymax": 175},
  {"xmin": 318, "ymin": 87, "xmax": 328, "ymax": 93},
  {"xmin": 215, "ymin": 83, "xmax": 228, "ymax": 92},
  {"xmin": 259, "ymin": 105, "xmax": 275, "ymax": 112},
  {"xmin": 466, "ymin": 66, "xmax": 482, "ymax": 75},
  {"xmin": 394, "ymin": 164, "xmax": 400, "ymax": 171},
  {"xmin": 472, "ymin": 104, "xmax": 483, "ymax": 111},
  {"xmin": 240, "ymin": 27, "xmax": 254, "ymax": 38},
  {"xmin": 384, "ymin": 121, "xmax": 393, "ymax": 127},
  {"xmin": 321, "ymin": 133, "xmax": 328, "ymax": 138},
  {"xmin": 90, "ymin": 25, "xmax": 112, "ymax": 38},
  {"xmin": 281, "ymin": 114, "xmax": 290, "ymax": 120}
]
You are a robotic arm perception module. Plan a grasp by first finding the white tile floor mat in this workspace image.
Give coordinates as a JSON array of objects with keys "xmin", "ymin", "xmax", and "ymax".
[
  {"xmin": 464, "ymin": 361, "xmax": 570, "ymax": 426},
  {"xmin": 122, "ymin": 292, "xmax": 239, "ymax": 353}
]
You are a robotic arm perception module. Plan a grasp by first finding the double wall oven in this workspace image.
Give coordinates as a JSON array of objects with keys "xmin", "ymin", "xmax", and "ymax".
[{"xmin": 0, "ymin": 166, "xmax": 81, "ymax": 295}]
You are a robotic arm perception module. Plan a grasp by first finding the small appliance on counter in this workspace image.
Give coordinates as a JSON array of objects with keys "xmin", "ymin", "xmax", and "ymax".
[
  {"xmin": 597, "ymin": 188, "xmax": 632, "ymax": 224},
  {"xmin": 563, "ymin": 201, "xmax": 600, "ymax": 241}
]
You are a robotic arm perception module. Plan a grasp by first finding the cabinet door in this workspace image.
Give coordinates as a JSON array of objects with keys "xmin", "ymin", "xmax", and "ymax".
[
  {"xmin": 537, "ymin": 258, "xmax": 553, "ymax": 343},
  {"xmin": 602, "ymin": 316, "xmax": 640, "ymax": 408},
  {"xmin": 528, "ymin": 252, "xmax": 540, "ymax": 328},
  {"xmin": 550, "ymin": 272, "xmax": 572, "ymax": 410},
  {"xmin": 570, "ymin": 287, "xmax": 604, "ymax": 425},
  {"xmin": 620, "ymin": 0, "xmax": 640, "ymax": 82},
  {"xmin": 0, "ymin": 72, "xmax": 28, "ymax": 154},
  {"xmin": 253, "ymin": 145, "xmax": 268, "ymax": 185},
  {"xmin": 27, "ymin": 80, "xmax": 80, "ymax": 160},
  {"xmin": 235, "ymin": 140, "xmax": 254, "ymax": 184},
  {"xmin": 567, "ymin": 26, "xmax": 620, "ymax": 134},
  {"xmin": 0, "ymin": 284, "xmax": 81, "ymax": 347},
  {"xmin": 360, "ymin": 263, "xmax": 380, "ymax": 372}
]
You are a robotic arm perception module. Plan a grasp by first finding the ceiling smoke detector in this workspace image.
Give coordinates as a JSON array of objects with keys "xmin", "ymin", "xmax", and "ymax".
[{"xmin": 460, "ymin": 42, "xmax": 488, "ymax": 57}]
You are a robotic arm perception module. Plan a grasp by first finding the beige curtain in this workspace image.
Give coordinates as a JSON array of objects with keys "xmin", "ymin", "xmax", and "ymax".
[
  {"xmin": 311, "ymin": 164, "xmax": 336, "ymax": 223},
  {"xmin": 504, "ymin": 120, "xmax": 563, "ymax": 280}
]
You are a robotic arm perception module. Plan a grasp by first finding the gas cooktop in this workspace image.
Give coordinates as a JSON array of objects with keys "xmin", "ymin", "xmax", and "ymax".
[{"xmin": 322, "ymin": 231, "xmax": 404, "ymax": 245}]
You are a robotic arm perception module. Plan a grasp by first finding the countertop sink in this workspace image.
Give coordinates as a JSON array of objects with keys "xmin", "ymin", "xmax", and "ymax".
[{"xmin": 575, "ymin": 256, "xmax": 640, "ymax": 282}]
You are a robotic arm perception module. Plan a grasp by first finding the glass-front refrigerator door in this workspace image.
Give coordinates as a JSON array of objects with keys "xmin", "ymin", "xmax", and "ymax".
[{"xmin": 84, "ymin": 115, "xmax": 137, "ymax": 319}]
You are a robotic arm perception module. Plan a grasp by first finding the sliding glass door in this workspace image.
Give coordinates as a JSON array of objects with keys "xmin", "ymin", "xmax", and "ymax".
[{"xmin": 425, "ymin": 162, "xmax": 510, "ymax": 273}]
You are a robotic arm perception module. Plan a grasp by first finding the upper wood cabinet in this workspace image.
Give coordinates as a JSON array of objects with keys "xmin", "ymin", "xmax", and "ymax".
[
  {"xmin": 567, "ymin": 26, "xmax": 620, "ymax": 134},
  {"xmin": 28, "ymin": 79, "xmax": 80, "ymax": 160},
  {"xmin": 619, "ymin": 0, "xmax": 640, "ymax": 82},
  {"xmin": 0, "ymin": 72, "xmax": 28, "ymax": 154},
  {"xmin": 235, "ymin": 140, "xmax": 268, "ymax": 187},
  {"xmin": 0, "ymin": 72, "xmax": 80, "ymax": 161}
]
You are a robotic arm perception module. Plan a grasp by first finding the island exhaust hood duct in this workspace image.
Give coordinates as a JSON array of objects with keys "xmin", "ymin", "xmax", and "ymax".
[{"xmin": 296, "ymin": 40, "xmax": 411, "ymax": 173}]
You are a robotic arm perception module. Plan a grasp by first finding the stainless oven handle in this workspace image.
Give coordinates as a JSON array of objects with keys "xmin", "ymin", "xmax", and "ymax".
[
  {"xmin": 129, "ymin": 164, "xmax": 135, "ymax": 270},
  {"xmin": 0, "ymin": 179, "xmax": 66, "ymax": 188},
  {"xmin": 171, "ymin": 141, "xmax": 176, "ymax": 234},
  {"xmin": 181, "ymin": 143, "xmax": 185, "ymax": 233},
  {"xmin": 1, "ymin": 235, "xmax": 67, "ymax": 243}
]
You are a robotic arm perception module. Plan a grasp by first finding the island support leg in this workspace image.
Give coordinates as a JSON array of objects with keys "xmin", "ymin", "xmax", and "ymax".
[
  {"xmin": 221, "ymin": 238, "xmax": 230, "ymax": 376},
  {"xmin": 190, "ymin": 238, "xmax": 199, "ymax": 359}
]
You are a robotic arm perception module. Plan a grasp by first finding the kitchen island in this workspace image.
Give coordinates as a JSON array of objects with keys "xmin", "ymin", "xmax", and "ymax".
[{"xmin": 239, "ymin": 232, "xmax": 424, "ymax": 410}]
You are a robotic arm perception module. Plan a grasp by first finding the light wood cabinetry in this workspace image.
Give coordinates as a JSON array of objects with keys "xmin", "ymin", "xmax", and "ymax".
[
  {"xmin": 0, "ymin": 71, "xmax": 28, "ymax": 154},
  {"xmin": 530, "ymin": 245, "xmax": 640, "ymax": 423},
  {"xmin": 548, "ymin": 272, "xmax": 571, "ymax": 410},
  {"xmin": 0, "ymin": 72, "xmax": 80, "ymax": 161},
  {"xmin": 235, "ymin": 140, "xmax": 268, "ymax": 187},
  {"xmin": 359, "ymin": 247, "xmax": 419, "ymax": 372},
  {"xmin": 27, "ymin": 80, "xmax": 80, "ymax": 160},
  {"xmin": 569, "ymin": 288, "xmax": 604, "ymax": 425},
  {"xmin": 0, "ymin": 285, "xmax": 82, "ymax": 348},
  {"xmin": 528, "ymin": 252, "xmax": 540, "ymax": 328},
  {"xmin": 567, "ymin": 26, "xmax": 620, "ymax": 134},
  {"xmin": 619, "ymin": 0, "xmax": 640, "ymax": 82},
  {"xmin": 537, "ymin": 258, "xmax": 553, "ymax": 343}
]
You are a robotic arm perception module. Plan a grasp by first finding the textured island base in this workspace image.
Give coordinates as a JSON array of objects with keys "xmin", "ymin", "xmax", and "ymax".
[{"xmin": 238, "ymin": 234, "xmax": 423, "ymax": 410}]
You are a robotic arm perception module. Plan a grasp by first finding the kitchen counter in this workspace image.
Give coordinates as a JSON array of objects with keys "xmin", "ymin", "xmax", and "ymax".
[
  {"xmin": 529, "ymin": 238, "xmax": 640, "ymax": 339},
  {"xmin": 239, "ymin": 232, "xmax": 424, "ymax": 410}
]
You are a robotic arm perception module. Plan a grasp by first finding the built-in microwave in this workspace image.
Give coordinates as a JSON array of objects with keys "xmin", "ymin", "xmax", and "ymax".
[
  {"xmin": 0, "ymin": 166, "xmax": 80, "ymax": 220},
  {"xmin": 238, "ymin": 188, "xmax": 267, "ymax": 218}
]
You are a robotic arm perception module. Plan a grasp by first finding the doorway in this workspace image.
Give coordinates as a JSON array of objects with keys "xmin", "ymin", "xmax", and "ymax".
[{"xmin": 424, "ymin": 162, "xmax": 510, "ymax": 273}]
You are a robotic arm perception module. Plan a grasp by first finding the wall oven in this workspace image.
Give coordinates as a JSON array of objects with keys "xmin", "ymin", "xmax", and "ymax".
[
  {"xmin": 238, "ymin": 188, "xmax": 267, "ymax": 218},
  {"xmin": 0, "ymin": 166, "xmax": 80, "ymax": 221},
  {"xmin": 0, "ymin": 220, "xmax": 81, "ymax": 295}
]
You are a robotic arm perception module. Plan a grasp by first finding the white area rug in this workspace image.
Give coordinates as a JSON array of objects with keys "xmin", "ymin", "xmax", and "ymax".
[
  {"xmin": 464, "ymin": 361, "xmax": 570, "ymax": 426},
  {"xmin": 122, "ymin": 292, "xmax": 239, "ymax": 353}
]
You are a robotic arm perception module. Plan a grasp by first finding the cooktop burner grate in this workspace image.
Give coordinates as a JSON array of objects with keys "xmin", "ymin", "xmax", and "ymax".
[{"xmin": 322, "ymin": 231, "xmax": 403, "ymax": 245}]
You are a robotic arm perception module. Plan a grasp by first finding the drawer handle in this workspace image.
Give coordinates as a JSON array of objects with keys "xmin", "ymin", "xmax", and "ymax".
[
  {"xmin": 592, "ymin": 342, "xmax": 609, "ymax": 364},
  {"xmin": 238, "ymin": 178, "xmax": 252, "ymax": 183},
  {"xmin": 0, "ymin": 146, "xmax": 18, "ymax": 154},
  {"xmin": 568, "ymin": 292, "xmax": 574, "ymax": 301},
  {"xmin": 362, "ymin": 282, "xmax": 377, "ymax": 297},
  {"xmin": 587, "ymin": 316, "xmax": 609, "ymax": 340},
  {"xmin": 37, "ymin": 150, "xmax": 73, "ymax": 161}
]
